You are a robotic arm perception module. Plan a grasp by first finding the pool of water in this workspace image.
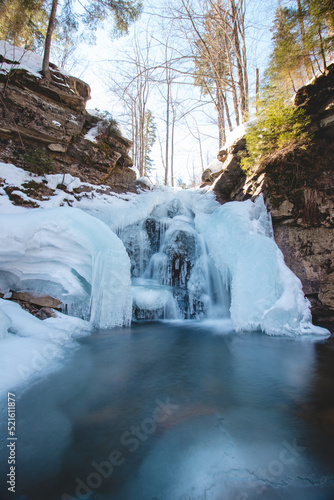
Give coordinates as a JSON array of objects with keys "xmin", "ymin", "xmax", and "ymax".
[{"xmin": 1, "ymin": 321, "xmax": 334, "ymax": 500}]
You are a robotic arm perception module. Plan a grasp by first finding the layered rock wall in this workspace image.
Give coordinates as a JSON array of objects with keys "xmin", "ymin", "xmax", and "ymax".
[{"xmin": 0, "ymin": 51, "xmax": 136, "ymax": 193}]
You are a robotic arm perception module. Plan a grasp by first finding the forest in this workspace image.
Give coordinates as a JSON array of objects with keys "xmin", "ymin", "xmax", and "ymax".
[{"xmin": 1, "ymin": 0, "xmax": 333, "ymax": 185}]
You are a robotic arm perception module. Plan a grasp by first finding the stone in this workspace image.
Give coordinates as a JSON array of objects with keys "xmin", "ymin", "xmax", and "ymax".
[
  {"xmin": 48, "ymin": 143, "xmax": 67, "ymax": 153},
  {"xmin": 145, "ymin": 218, "xmax": 161, "ymax": 253},
  {"xmin": 35, "ymin": 307, "xmax": 57, "ymax": 320},
  {"xmin": 10, "ymin": 291, "xmax": 62, "ymax": 309},
  {"xmin": 212, "ymin": 154, "xmax": 246, "ymax": 203},
  {"xmin": 274, "ymin": 226, "xmax": 334, "ymax": 322},
  {"xmin": 270, "ymin": 200, "xmax": 294, "ymax": 220}
]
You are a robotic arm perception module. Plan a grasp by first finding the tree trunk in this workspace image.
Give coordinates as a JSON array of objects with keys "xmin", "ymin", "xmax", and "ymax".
[
  {"xmin": 216, "ymin": 87, "xmax": 226, "ymax": 148},
  {"xmin": 318, "ymin": 26, "xmax": 327, "ymax": 71},
  {"xmin": 256, "ymin": 67, "xmax": 259, "ymax": 115},
  {"xmin": 296, "ymin": 0, "xmax": 312, "ymax": 80},
  {"xmin": 221, "ymin": 90, "xmax": 232, "ymax": 133},
  {"xmin": 224, "ymin": 34, "xmax": 240, "ymax": 127},
  {"xmin": 230, "ymin": 0, "xmax": 247, "ymax": 122},
  {"xmin": 42, "ymin": 0, "xmax": 59, "ymax": 81},
  {"xmin": 171, "ymin": 106, "xmax": 176, "ymax": 187},
  {"xmin": 165, "ymin": 65, "xmax": 170, "ymax": 186}
]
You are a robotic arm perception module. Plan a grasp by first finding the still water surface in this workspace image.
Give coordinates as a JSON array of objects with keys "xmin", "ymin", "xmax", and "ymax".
[{"xmin": 1, "ymin": 321, "xmax": 334, "ymax": 500}]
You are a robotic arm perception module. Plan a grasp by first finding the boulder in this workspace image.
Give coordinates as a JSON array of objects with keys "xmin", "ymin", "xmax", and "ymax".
[{"xmin": 9, "ymin": 291, "xmax": 62, "ymax": 309}]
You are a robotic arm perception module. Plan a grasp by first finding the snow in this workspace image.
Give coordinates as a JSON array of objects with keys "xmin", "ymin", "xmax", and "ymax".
[
  {"xmin": 84, "ymin": 124, "xmax": 100, "ymax": 143},
  {"xmin": 0, "ymin": 162, "xmax": 35, "ymax": 186},
  {"xmin": 0, "ymin": 298, "xmax": 92, "ymax": 397},
  {"xmin": 137, "ymin": 176, "xmax": 153, "ymax": 188},
  {"xmin": 0, "ymin": 207, "xmax": 132, "ymax": 329},
  {"xmin": 207, "ymin": 158, "xmax": 224, "ymax": 174},
  {"xmin": 0, "ymin": 41, "xmax": 44, "ymax": 78},
  {"xmin": 44, "ymin": 172, "xmax": 82, "ymax": 191},
  {"xmin": 196, "ymin": 195, "xmax": 328, "ymax": 337},
  {"xmin": 222, "ymin": 119, "xmax": 256, "ymax": 150},
  {"xmin": 0, "ymin": 41, "xmax": 74, "ymax": 81},
  {"xmin": 86, "ymin": 109, "xmax": 101, "ymax": 117}
]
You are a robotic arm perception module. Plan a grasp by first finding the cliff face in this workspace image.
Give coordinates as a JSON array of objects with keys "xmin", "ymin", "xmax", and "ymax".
[
  {"xmin": 202, "ymin": 65, "xmax": 334, "ymax": 323},
  {"xmin": 0, "ymin": 44, "xmax": 136, "ymax": 193}
]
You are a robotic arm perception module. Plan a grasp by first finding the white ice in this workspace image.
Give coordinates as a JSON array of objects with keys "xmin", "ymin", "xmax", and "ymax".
[
  {"xmin": 0, "ymin": 163, "xmax": 329, "ymax": 336},
  {"xmin": 0, "ymin": 207, "xmax": 132, "ymax": 329},
  {"xmin": 196, "ymin": 195, "xmax": 328, "ymax": 336}
]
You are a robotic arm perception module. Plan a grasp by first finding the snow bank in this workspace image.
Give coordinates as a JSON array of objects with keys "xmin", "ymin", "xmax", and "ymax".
[
  {"xmin": 0, "ymin": 207, "xmax": 132, "ymax": 328},
  {"xmin": 84, "ymin": 124, "xmax": 101, "ymax": 143},
  {"xmin": 0, "ymin": 40, "xmax": 70, "ymax": 79},
  {"xmin": 197, "ymin": 195, "xmax": 328, "ymax": 337},
  {"xmin": 0, "ymin": 299, "xmax": 92, "ymax": 396},
  {"xmin": 0, "ymin": 41, "xmax": 43, "ymax": 78},
  {"xmin": 137, "ymin": 176, "xmax": 153, "ymax": 189}
]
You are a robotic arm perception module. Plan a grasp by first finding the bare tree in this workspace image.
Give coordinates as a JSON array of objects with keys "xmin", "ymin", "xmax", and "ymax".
[{"xmin": 107, "ymin": 34, "xmax": 156, "ymax": 177}]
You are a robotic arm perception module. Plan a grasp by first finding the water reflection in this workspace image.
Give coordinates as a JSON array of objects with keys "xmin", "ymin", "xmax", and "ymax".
[{"xmin": 0, "ymin": 323, "xmax": 333, "ymax": 500}]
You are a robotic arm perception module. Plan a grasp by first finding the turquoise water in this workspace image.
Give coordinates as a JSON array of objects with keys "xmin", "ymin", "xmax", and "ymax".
[{"xmin": 1, "ymin": 322, "xmax": 334, "ymax": 500}]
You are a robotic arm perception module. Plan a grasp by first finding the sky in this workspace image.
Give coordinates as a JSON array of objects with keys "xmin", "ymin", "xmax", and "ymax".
[{"xmin": 59, "ymin": 0, "xmax": 280, "ymax": 186}]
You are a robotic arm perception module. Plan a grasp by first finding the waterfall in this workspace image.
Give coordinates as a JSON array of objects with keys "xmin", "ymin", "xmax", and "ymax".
[{"xmin": 118, "ymin": 196, "xmax": 231, "ymax": 321}]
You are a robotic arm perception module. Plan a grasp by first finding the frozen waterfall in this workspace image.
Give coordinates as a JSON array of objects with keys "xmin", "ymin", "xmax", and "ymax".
[
  {"xmin": 118, "ymin": 196, "xmax": 230, "ymax": 321},
  {"xmin": 0, "ymin": 180, "xmax": 328, "ymax": 336},
  {"xmin": 114, "ymin": 190, "xmax": 327, "ymax": 337}
]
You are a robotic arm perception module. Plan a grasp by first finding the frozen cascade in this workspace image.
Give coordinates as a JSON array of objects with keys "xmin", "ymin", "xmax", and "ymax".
[
  {"xmin": 0, "ymin": 171, "xmax": 328, "ymax": 335},
  {"xmin": 118, "ymin": 196, "xmax": 231, "ymax": 321},
  {"xmin": 116, "ymin": 189, "xmax": 327, "ymax": 336}
]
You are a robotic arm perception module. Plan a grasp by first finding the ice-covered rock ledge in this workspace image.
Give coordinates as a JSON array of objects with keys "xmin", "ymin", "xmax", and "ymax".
[{"xmin": 0, "ymin": 207, "xmax": 132, "ymax": 329}]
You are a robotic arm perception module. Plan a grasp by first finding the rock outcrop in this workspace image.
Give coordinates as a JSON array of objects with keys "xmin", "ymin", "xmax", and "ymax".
[
  {"xmin": 202, "ymin": 66, "xmax": 334, "ymax": 323},
  {"xmin": 201, "ymin": 137, "xmax": 247, "ymax": 203},
  {"xmin": 0, "ymin": 44, "xmax": 136, "ymax": 193}
]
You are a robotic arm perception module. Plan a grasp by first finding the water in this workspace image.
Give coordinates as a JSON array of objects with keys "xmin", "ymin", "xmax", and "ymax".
[
  {"xmin": 0, "ymin": 322, "xmax": 334, "ymax": 500},
  {"xmin": 119, "ymin": 196, "xmax": 230, "ymax": 321}
]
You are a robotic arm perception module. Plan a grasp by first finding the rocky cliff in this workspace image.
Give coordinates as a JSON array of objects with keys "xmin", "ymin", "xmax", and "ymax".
[
  {"xmin": 202, "ymin": 64, "xmax": 334, "ymax": 323},
  {"xmin": 0, "ymin": 43, "xmax": 136, "ymax": 193}
]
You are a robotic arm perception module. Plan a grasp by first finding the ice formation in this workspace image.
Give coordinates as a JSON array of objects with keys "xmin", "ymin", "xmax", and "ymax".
[
  {"xmin": 0, "ymin": 207, "xmax": 132, "ymax": 329},
  {"xmin": 0, "ymin": 163, "xmax": 328, "ymax": 337},
  {"xmin": 116, "ymin": 192, "xmax": 229, "ymax": 322},
  {"xmin": 196, "ymin": 195, "xmax": 325, "ymax": 336}
]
